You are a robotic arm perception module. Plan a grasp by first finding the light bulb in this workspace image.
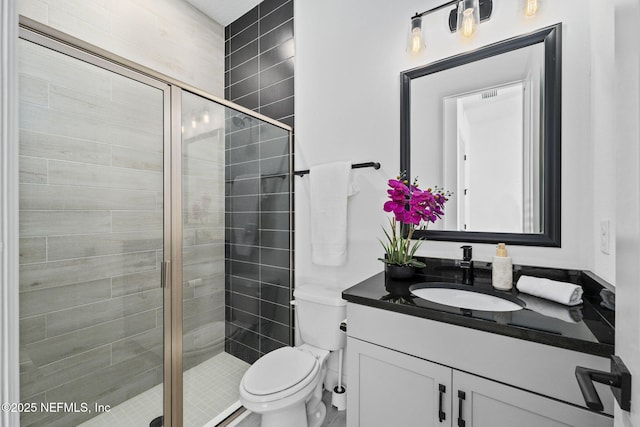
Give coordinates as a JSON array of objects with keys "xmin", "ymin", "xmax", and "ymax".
[
  {"xmin": 407, "ymin": 16, "xmax": 425, "ymax": 54},
  {"xmin": 203, "ymin": 111, "xmax": 210, "ymax": 124},
  {"xmin": 457, "ymin": 0, "xmax": 479, "ymax": 38},
  {"xmin": 411, "ymin": 28, "xmax": 423, "ymax": 53},
  {"xmin": 181, "ymin": 125, "xmax": 184, "ymax": 134},
  {"xmin": 461, "ymin": 8, "xmax": 476, "ymax": 37},
  {"xmin": 525, "ymin": 0, "xmax": 538, "ymax": 17},
  {"xmin": 191, "ymin": 118, "xmax": 196, "ymax": 129}
]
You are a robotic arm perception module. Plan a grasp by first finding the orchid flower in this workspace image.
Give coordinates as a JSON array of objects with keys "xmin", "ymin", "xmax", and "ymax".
[{"xmin": 379, "ymin": 174, "xmax": 450, "ymax": 268}]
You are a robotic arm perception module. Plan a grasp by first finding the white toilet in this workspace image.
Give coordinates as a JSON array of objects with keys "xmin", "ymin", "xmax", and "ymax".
[{"xmin": 239, "ymin": 285, "xmax": 346, "ymax": 427}]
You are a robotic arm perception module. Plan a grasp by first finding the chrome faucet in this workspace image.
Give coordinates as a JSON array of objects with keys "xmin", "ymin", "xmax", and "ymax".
[{"xmin": 460, "ymin": 245, "xmax": 473, "ymax": 285}]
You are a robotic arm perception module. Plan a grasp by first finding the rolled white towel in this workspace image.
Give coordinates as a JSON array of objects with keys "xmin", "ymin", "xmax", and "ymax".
[{"xmin": 516, "ymin": 275, "xmax": 583, "ymax": 306}]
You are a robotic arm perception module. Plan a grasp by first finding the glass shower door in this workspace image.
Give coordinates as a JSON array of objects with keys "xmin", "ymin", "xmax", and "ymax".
[
  {"xmin": 179, "ymin": 89, "xmax": 292, "ymax": 425},
  {"xmin": 180, "ymin": 91, "xmax": 248, "ymax": 426},
  {"xmin": 18, "ymin": 24, "xmax": 292, "ymax": 427},
  {"xmin": 18, "ymin": 37, "xmax": 169, "ymax": 426}
]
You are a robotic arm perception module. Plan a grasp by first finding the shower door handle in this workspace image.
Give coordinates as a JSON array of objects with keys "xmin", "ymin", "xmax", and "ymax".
[{"xmin": 161, "ymin": 261, "xmax": 170, "ymax": 289}]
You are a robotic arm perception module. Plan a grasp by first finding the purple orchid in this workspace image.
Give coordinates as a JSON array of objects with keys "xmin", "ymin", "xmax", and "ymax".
[{"xmin": 380, "ymin": 174, "xmax": 450, "ymax": 267}]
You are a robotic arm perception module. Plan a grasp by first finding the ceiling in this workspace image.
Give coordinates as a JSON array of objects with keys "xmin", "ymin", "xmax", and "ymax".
[{"xmin": 183, "ymin": 0, "xmax": 262, "ymax": 26}]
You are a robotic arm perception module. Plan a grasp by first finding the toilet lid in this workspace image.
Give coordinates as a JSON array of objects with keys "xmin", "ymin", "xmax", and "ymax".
[{"xmin": 243, "ymin": 347, "xmax": 317, "ymax": 396}]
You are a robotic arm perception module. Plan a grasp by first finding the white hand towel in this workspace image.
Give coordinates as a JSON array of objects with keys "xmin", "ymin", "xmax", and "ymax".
[
  {"xmin": 310, "ymin": 161, "xmax": 356, "ymax": 266},
  {"xmin": 516, "ymin": 275, "xmax": 583, "ymax": 306}
]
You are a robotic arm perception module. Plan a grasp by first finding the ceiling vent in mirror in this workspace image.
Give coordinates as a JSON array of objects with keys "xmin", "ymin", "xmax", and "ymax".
[{"xmin": 481, "ymin": 89, "xmax": 498, "ymax": 99}]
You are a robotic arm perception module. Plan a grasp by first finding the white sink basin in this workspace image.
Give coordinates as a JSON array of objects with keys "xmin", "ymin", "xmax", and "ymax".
[{"xmin": 410, "ymin": 286, "xmax": 523, "ymax": 312}]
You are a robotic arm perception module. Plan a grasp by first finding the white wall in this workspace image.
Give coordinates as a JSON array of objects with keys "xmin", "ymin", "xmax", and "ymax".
[
  {"xmin": 613, "ymin": 0, "xmax": 640, "ymax": 425},
  {"xmin": 19, "ymin": 0, "xmax": 225, "ymax": 96},
  {"xmin": 589, "ymin": 1, "xmax": 617, "ymax": 284},
  {"xmin": 295, "ymin": 0, "xmax": 605, "ymax": 288},
  {"xmin": 1, "ymin": 1, "xmax": 20, "ymax": 425}
]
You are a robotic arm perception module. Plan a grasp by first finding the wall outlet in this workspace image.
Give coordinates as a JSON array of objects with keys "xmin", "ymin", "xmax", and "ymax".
[{"xmin": 600, "ymin": 219, "xmax": 610, "ymax": 254}]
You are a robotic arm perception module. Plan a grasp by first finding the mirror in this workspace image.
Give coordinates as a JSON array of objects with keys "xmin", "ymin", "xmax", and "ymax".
[{"xmin": 401, "ymin": 24, "xmax": 561, "ymax": 246}]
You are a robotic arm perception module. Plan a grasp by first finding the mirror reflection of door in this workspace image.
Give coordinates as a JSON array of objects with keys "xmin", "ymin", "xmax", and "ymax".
[{"xmin": 443, "ymin": 82, "xmax": 534, "ymax": 233}]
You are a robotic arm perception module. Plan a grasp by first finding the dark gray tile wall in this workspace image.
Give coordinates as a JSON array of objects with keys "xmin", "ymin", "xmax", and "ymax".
[
  {"xmin": 224, "ymin": 0, "xmax": 294, "ymax": 364},
  {"xmin": 225, "ymin": 0, "xmax": 294, "ymax": 127}
]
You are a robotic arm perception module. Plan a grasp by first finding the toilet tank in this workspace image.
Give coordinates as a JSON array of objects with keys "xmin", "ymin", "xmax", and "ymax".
[{"xmin": 294, "ymin": 285, "xmax": 346, "ymax": 351}]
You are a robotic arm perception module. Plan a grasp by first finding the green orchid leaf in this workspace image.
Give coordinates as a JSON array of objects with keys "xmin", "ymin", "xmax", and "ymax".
[{"xmin": 407, "ymin": 259, "xmax": 426, "ymax": 268}]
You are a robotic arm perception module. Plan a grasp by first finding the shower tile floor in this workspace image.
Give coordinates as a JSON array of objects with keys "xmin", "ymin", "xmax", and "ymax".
[{"xmin": 79, "ymin": 352, "xmax": 250, "ymax": 427}]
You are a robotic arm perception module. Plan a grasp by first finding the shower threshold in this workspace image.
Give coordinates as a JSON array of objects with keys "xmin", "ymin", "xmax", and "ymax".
[{"xmin": 78, "ymin": 352, "xmax": 250, "ymax": 427}]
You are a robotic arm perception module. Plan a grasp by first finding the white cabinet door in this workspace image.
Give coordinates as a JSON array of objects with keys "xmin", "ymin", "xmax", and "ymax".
[
  {"xmin": 453, "ymin": 370, "xmax": 613, "ymax": 427},
  {"xmin": 347, "ymin": 337, "xmax": 452, "ymax": 427}
]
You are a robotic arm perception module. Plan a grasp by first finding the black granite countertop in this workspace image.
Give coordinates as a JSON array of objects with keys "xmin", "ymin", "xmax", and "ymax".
[{"xmin": 342, "ymin": 258, "xmax": 615, "ymax": 358}]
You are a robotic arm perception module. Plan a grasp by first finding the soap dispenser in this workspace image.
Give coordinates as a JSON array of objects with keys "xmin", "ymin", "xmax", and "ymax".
[{"xmin": 492, "ymin": 243, "xmax": 513, "ymax": 290}]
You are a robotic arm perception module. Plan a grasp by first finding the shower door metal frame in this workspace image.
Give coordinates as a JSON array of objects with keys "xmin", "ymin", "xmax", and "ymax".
[
  {"xmin": 168, "ymin": 85, "xmax": 184, "ymax": 426},
  {"xmin": 17, "ymin": 15, "xmax": 293, "ymax": 427}
]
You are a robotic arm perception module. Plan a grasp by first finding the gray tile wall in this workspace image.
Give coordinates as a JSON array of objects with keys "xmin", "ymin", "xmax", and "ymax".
[
  {"xmin": 224, "ymin": 0, "xmax": 294, "ymax": 364},
  {"xmin": 18, "ymin": 39, "xmax": 167, "ymax": 426},
  {"xmin": 19, "ymin": 0, "xmax": 226, "ymax": 97}
]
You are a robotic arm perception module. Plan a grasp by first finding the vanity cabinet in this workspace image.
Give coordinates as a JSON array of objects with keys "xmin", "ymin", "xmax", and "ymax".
[
  {"xmin": 348, "ymin": 338, "xmax": 610, "ymax": 427},
  {"xmin": 346, "ymin": 303, "xmax": 613, "ymax": 427},
  {"xmin": 349, "ymin": 338, "xmax": 451, "ymax": 427}
]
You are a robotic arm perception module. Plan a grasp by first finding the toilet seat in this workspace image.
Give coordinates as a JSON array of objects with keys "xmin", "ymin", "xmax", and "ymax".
[{"xmin": 240, "ymin": 347, "xmax": 320, "ymax": 404}]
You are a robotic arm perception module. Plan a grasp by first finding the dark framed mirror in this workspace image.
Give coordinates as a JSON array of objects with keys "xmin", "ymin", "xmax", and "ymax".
[{"xmin": 401, "ymin": 24, "xmax": 561, "ymax": 247}]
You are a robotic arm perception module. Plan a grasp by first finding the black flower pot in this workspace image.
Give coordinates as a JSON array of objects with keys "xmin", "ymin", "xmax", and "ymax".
[
  {"xmin": 384, "ymin": 278, "xmax": 413, "ymax": 297},
  {"xmin": 384, "ymin": 264, "xmax": 416, "ymax": 280}
]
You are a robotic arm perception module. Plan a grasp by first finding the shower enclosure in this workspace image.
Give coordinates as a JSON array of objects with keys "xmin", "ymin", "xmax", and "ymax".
[{"xmin": 17, "ymin": 21, "xmax": 292, "ymax": 427}]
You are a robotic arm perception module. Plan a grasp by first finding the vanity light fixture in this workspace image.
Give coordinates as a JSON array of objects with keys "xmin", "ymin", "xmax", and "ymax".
[{"xmin": 406, "ymin": 0, "xmax": 493, "ymax": 52}]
